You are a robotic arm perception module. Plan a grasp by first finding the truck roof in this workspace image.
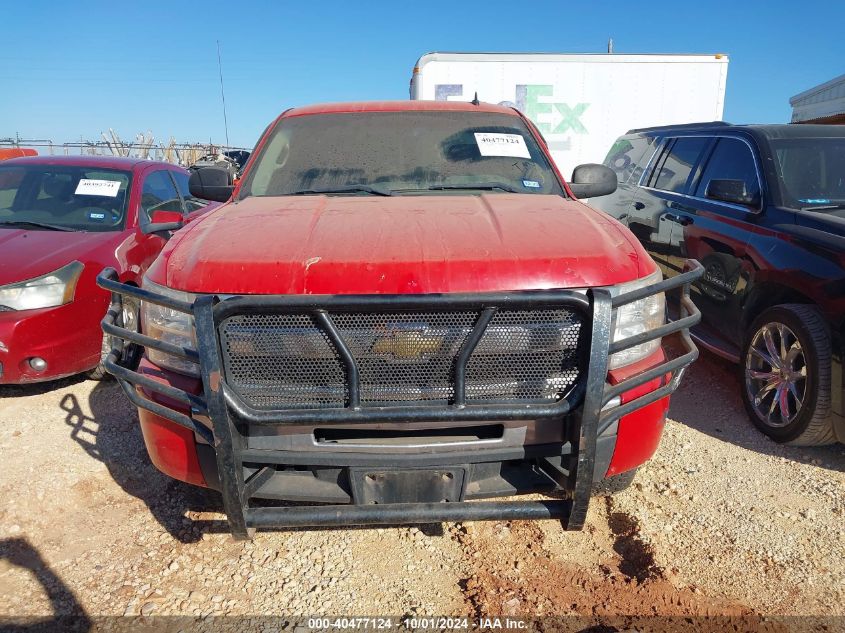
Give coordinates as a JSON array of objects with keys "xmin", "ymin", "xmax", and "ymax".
[
  {"xmin": 284, "ymin": 100, "xmax": 519, "ymax": 118},
  {"xmin": 414, "ymin": 52, "xmax": 730, "ymax": 68}
]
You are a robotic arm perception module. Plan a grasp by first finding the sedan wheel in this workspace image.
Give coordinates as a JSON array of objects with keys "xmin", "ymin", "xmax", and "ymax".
[{"xmin": 88, "ymin": 296, "xmax": 141, "ymax": 380}]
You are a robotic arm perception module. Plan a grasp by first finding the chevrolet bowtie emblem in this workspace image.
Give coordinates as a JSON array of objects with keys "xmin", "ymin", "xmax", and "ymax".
[{"xmin": 372, "ymin": 330, "xmax": 444, "ymax": 360}]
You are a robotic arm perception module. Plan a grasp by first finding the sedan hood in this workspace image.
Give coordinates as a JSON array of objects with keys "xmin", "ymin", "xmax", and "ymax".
[
  {"xmin": 153, "ymin": 194, "xmax": 652, "ymax": 294},
  {"xmin": 0, "ymin": 228, "xmax": 120, "ymax": 286}
]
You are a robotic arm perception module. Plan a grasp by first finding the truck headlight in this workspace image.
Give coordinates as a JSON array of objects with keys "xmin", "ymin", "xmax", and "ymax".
[
  {"xmin": 608, "ymin": 270, "xmax": 665, "ymax": 370},
  {"xmin": 140, "ymin": 278, "xmax": 199, "ymax": 377},
  {"xmin": 0, "ymin": 261, "xmax": 84, "ymax": 311}
]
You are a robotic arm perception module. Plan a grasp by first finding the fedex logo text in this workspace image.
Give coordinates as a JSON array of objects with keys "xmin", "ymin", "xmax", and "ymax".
[{"xmin": 434, "ymin": 84, "xmax": 589, "ymax": 135}]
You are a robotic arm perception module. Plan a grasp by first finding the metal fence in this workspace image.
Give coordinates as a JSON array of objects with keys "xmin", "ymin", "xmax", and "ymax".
[{"xmin": 0, "ymin": 132, "xmax": 249, "ymax": 167}]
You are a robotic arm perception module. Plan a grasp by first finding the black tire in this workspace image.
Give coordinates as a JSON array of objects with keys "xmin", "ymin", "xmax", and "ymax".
[
  {"xmin": 740, "ymin": 304, "xmax": 835, "ymax": 446},
  {"xmin": 594, "ymin": 468, "xmax": 638, "ymax": 495},
  {"xmin": 86, "ymin": 341, "xmax": 111, "ymax": 380},
  {"xmin": 87, "ymin": 296, "xmax": 141, "ymax": 380}
]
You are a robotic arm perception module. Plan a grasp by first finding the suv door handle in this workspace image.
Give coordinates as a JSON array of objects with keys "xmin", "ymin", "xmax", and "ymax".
[
  {"xmin": 664, "ymin": 212, "xmax": 694, "ymax": 226},
  {"xmin": 668, "ymin": 200, "xmax": 696, "ymax": 213},
  {"xmin": 633, "ymin": 201, "xmax": 645, "ymax": 210}
]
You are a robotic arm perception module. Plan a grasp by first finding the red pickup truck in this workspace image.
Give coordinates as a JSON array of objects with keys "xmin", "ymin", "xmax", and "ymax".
[{"xmin": 99, "ymin": 101, "xmax": 702, "ymax": 538}]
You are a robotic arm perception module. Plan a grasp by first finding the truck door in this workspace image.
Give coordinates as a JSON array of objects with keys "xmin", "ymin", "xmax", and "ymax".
[
  {"xmin": 626, "ymin": 136, "xmax": 711, "ymax": 281},
  {"xmin": 663, "ymin": 136, "xmax": 763, "ymax": 354}
]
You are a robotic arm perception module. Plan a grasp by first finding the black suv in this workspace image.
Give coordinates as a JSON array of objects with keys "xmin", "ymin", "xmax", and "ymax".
[{"xmin": 593, "ymin": 123, "xmax": 845, "ymax": 446}]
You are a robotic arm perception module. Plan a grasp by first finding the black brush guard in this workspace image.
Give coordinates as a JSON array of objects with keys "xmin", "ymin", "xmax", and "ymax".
[{"xmin": 97, "ymin": 261, "xmax": 702, "ymax": 539}]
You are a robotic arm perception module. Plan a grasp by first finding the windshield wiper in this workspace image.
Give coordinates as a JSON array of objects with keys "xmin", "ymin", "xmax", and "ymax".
[
  {"xmin": 398, "ymin": 183, "xmax": 521, "ymax": 194},
  {"xmin": 800, "ymin": 203, "xmax": 845, "ymax": 212},
  {"xmin": 288, "ymin": 184, "xmax": 393, "ymax": 197},
  {"xmin": 0, "ymin": 220, "xmax": 79, "ymax": 232}
]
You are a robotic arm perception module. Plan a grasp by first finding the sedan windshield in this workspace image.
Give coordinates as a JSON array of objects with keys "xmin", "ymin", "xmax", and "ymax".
[
  {"xmin": 771, "ymin": 138, "xmax": 845, "ymax": 210},
  {"xmin": 239, "ymin": 111, "xmax": 564, "ymax": 198},
  {"xmin": 0, "ymin": 164, "xmax": 131, "ymax": 232}
]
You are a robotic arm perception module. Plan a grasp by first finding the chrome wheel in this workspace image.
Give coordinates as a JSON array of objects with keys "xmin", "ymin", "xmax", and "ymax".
[
  {"xmin": 121, "ymin": 297, "xmax": 139, "ymax": 335},
  {"xmin": 744, "ymin": 322, "xmax": 807, "ymax": 428}
]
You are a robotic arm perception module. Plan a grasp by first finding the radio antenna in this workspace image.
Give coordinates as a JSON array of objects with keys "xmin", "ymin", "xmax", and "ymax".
[{"xmin": 216, "ymin": 40, "xmax": 230, "ymax": 147}]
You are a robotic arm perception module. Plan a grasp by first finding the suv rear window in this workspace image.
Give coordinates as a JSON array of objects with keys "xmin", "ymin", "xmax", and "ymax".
[
  {"xmin": 650, "ymin": 137, "xmax": 710, "ymax": 193},
  {"xmin": 604, "ymin": 136, "xmax": 655, "ymax": 184}
]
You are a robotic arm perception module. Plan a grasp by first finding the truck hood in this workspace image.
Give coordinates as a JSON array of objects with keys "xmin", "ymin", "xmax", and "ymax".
[
  {"xmin": 153, "ymin": 194, "xmax": 651, "ymax": 294},
  {"xmin": 0, "ymin": 227, "xmax": 120, "ymax": 287}
]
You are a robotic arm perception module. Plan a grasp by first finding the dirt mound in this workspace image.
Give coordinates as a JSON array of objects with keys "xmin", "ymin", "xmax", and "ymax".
[{"xmin": 455, "ymin": 517, "xmax": 760, "ymax": 622}]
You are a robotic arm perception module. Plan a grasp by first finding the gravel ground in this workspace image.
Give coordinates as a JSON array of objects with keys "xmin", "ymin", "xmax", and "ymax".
[{"xmin": 0, "ymin": 349, "xmax": 843, "ymax": 625}]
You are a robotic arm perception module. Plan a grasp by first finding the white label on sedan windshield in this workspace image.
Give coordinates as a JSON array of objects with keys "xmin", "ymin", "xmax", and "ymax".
[
  {"xmin": 474, "ymin": 133, "xmax": 531, "ymax": 158},
  {"xmin": 75, "ymin": 179, "xmax": 121, "ymax": 197}
]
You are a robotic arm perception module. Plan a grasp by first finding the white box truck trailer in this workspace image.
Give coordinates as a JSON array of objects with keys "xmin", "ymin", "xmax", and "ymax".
[{"xmin": 409, "ymin": 52, "xmax": 729, "ymax": 177}]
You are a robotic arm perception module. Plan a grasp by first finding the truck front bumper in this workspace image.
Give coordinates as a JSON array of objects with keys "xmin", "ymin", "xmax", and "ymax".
[{"xmin": 98, "ymin": 262, "xmax": 702, "ymax": 539}]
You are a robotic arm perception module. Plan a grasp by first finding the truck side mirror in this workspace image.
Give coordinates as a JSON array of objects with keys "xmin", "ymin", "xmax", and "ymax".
[
  {"xmin": 705, "ymin": 179, "xmax": 760, "ymax": 207},
  {"xmin": 189, "ymin": 166, "xmax": 234, "ymax": 203},
  {"xmin": 568, "ymin": 163, "xmax": 617, "ymax": 199},
  {"xmin": 141, "ymin": 209, "xmax": 184, "ymax": 236}
]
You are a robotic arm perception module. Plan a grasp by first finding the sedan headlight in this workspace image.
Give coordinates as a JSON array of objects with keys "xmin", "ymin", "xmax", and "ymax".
[
  {"xmin": 0, "ymin": 261, "xmax": 84, "ymax": 311},
  {"xmin": 608, "ymin": 270, "xmax": 665, "ymax": 370},
  {"xmin": 140, "ymin": 278, "xmax": 199, "ymax": 376}
]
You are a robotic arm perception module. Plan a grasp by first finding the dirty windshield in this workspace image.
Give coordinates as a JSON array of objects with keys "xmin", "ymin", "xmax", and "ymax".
[
  {"xmin": 771, "ymin": 137, "xmax": 845, "ymax": 210},
  {"xmin": 239, "ymin": 111, "xmax": 564, "ymax": 198}
]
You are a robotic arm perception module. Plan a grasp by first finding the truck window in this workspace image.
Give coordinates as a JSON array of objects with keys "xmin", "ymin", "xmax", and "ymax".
[
  {"xmin": 694, "ymin": 138, "xmax": 761, "ymax": 205},
  {"xmin": 239, "ymin": 111, "xmax": 564, "ymax": 198},
  {"xmin": 651, "ymin": 137, "xmax": 710, "ymax": 194}
]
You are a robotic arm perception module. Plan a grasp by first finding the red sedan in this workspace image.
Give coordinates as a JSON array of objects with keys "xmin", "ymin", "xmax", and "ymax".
[{"xmin": 0, "ymin": 155, "xmax": 216, "ymax": 384}]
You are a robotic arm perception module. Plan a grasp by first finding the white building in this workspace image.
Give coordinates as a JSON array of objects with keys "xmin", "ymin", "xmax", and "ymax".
[{"xmin": 790, "ymin": 74, "xmax": 845, "ymax": 124}]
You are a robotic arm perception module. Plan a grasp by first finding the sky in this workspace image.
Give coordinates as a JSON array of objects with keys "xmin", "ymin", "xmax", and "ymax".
[{"xmin": 2, "ymin": 0, "xmax": 843, "ymax": 149}]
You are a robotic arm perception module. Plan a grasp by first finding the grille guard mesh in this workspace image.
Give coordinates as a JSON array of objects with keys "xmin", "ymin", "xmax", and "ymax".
[{"xmin": 218, "ymin": 307, "xmax": 586, "ymax": 411}]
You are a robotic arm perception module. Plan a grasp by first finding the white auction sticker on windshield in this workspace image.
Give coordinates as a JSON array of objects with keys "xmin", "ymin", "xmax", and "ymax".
[
  {"xmin": 75, "ymin": 179, "xmax": 121, "ymax": 197},
  {"xmin": 474, "ymin": 133, "xmax": 531, "ymax": 158}
]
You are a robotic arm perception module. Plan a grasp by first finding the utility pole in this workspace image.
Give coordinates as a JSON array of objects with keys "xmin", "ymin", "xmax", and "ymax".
[{"xmin": 217, "ymin": 40, "xmax": 230, "ymax": 148}]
